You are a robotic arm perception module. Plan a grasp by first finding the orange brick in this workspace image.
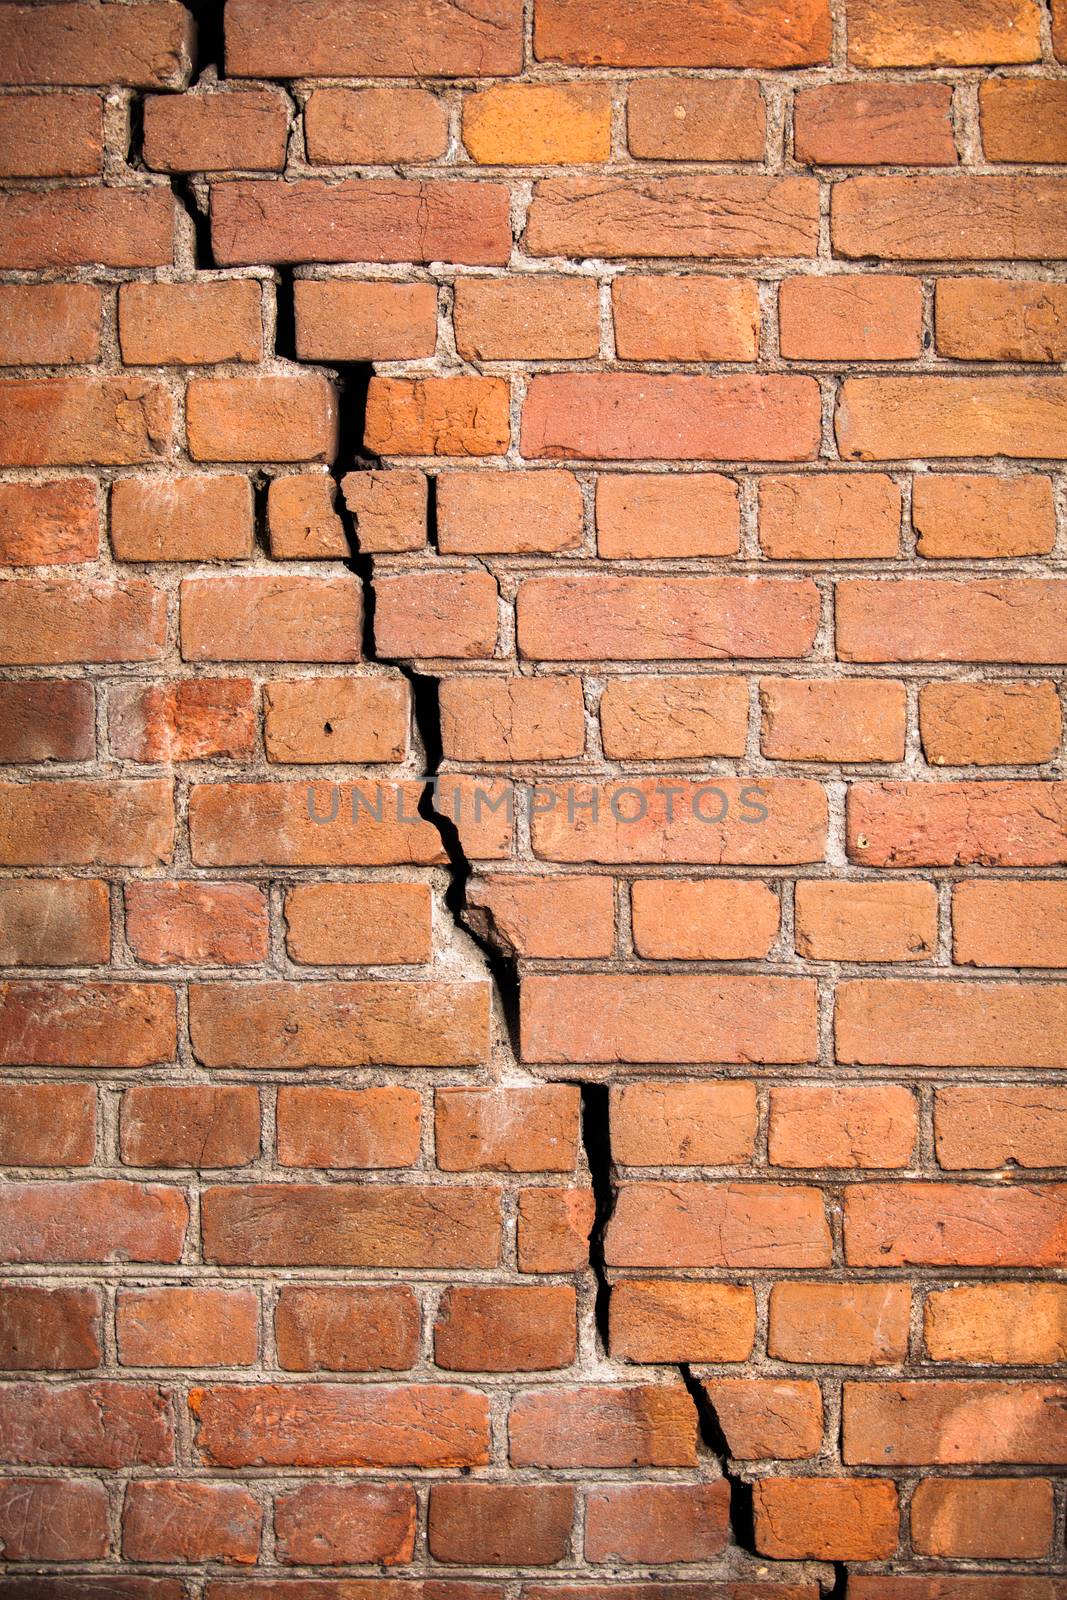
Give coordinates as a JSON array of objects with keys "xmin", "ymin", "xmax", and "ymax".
[
  {"xmin": 180, "ymin": 574, "xmax": 361, "ymax": 662},
  {"xmin": 847, "ymin": 0, "xmax": 1041, "ymax": 65},
  {"xmin": 0, "ymin": 284, "xmax": 101, "ymax": 366},
  {"xmin": 610, "ymin": 1279, "xmax": 756, "ymax": 1362},
  {"xmin": 769, "ymin": 1282, "xmax": 910, "ymax": 1365},
  {"xmin": 795, "ymin": 880, "xmax": 937, "ymax": 963},
  {"xmin": 606, "ymin": 1181, "xmax": 831, "ymax": 1268},
  {"xmin": 934, "ymin": 1085, "xmax": 1067, "ymax": 1171},
  {"xmin": 437, "ymin": 469, "xmax": 583, "ymax": 555},
  {"xmin": 585, "ymin": 1482, "xmax": 731, "ymax": 1563},
  {"xmin": 118, "ymin": 280, "xmax": 263, "ymax": 365},
  {"xmin": 143, "ymin": 86, "xmax": 290, "ymax": 171},
  {"xmin": 373, "ymin": 570, "xmax": 498, "ymax": 658},
  {"xmin": 631, "ymin": 878, "xmax": 779, "ymax": 960},
  {"xmin": 599, "ymin": 675, "xmax": 748, "ymax": 757},
  {"xmin": 186, "ymin": 374, "xmax": 337, "ymax": 463},
  {"xmin": 0, "ymin": 479, "xmax": 98, "ymax": 566},
  {"xmin": 436, "ymin": 1086, "xmax": 580, "ymax": 1174},
  {"xmin": 0, "ymin": 3, "xmax": 194, "ymax": 87},
  {"xmin": 837, "ymin": 976, "xmax": 1067, "ymax": 1066},
  {"xmin": 780, "ymin": 275, "xmax": 922, "ymax": 360},
  {"xmin": 277, "ymin": 1085, "xmax": 421, "ymax": 1169},
  {"xmin": 0, "ymin": 186, "xmax": 174, "ymax": 271},
  {"xmin": 911, "ymin": 1477, "xmax": 1053, "ymax": 1558},
  {"xmin": 832, "ymin": 175, "xmax": 1067, "ymax": 261},
  {"xmin": 0, "ymin": 1083, "xmax": 96, "ymax": 1169},
  {"xmin": 849, "ymin": 781, "xmax": 1067, "ymax": 869},
  {"xmin": 267, "ymin": 473, "xmax": 345, "ymax": 558},
  {"xmin": 0, "ymin": 879, "xmax": 109, "ymax": 967},
  {"xmin": 627, "ymin": 78, "xmax": 765, "ymax": 160},
  {"xmin": 439, "ymin": 674, "xmax": 585, "ymax": 760},
  {"xmin": 924, "ymin": 1282, "xmax": 1067, "ymax": 1364},
  {"xmin": 769, "ymin": 1084, "xmax": 918, "ymax": 1169},
  {"xmin": 981, "ymin": 79, "xmax": 1067, "ymax": 163},
  {"xmin": 836, "ymin": 580, "xmax": 1067, "ymax": 663},
  {"xmin": 276, "ymin": 1284, "xmax": 419, "ymax": 1371},
  {"xmin": 753, "ymin": 1477, "xmax": 898, "ymax": 1560},
  {"xmin": 761, "ymin": 677, "xmax": 906, "ymax": 761},
  {"xmin": 284, "ymin": 882, "xmax": 431, "ymax": 965},
  {"xmin": 913, "ymin": 473, "xmax": 1055, "ymax": 558},
  {"xmin": 264, "ymin": 676, "xmax": 408, "ymax": 763},
  {"xmin": 534, "ymin": 0, "xmax": 831, "ymax": 67},
  {"xmin": 0, "ymin": 780, "xmax": 174, "ymax": 868},
  {"xmin": 465, "ymin": 874, "xmax": 615, "ymax": 959},
  {"xmin": 225, "ymin": 0, "xmax": 522, "ymax": 77},
  {"xmin": 0, "ymin": 376, "xmax": 172, "ymax": 466},
  {"xmin": 596, "ymin": 473, "xmax": 739, "ymax": 558},
  {"xmin": 305, "ymin": 86, "xmax": 448, "ymax": 163},
  {"xmin": 841, "ymin": 374, "xmax": 1067, "ymax": 459},
  {"xmin": 111, "ymin": 475, "xmax": 254, "ymax": 561},
  {"xmin": 794, "ymin": 82, "xmax": 956, "ymax": 165},
  {"xmin": 1057, "ymin": 0, "xmax": 1067, "ymax": 60},
  {"xmin": 189, "ymin": 780, "xmax": 443, "ymax": 869},
  {"xmin": 0, "ymin": 680, "xmax": 95, "ymax": 760},
  {"xmin": 613, "ymin": 276, "xmax": 759, "ymax": 361},
  {"xmin": 294, "ymin": 279, "xmax": 437, "ymax": 362},
  {"xmin": 365, "ymin": 376, "xmax": 509, "ymax": 457},
  {"xmin": 341, "ymin": 469, "xmax": 426, "ymax": 553},
  {"xmin": 936, "ymin": 278, "xmax": 1067, "ymax": 362},
  {"xmin": 517, "ymin": 1186, "xmax": 595, "ymax": 1273},
  {"xmin": 464, "ymin": 83, "xmax": 611, "ymax": 164},
  {"xmin": 846, "ymin": 1182, "xmax": 1067, "ymax": 1267},
  {"xmin": 110, "ymin": 679, "xmax": 256, "ymax": 762},
  {"xmin": 435, "ymin": 1284, "xmax": 576, "ymax": 1371},
  {"xmin": 953, "ymin": 880, "xmax": 1067, "ymax": 969},
  {"xmin": 759, "ymin": 473, "xmax": 900, "ymax": 560},
  {"xmin": 700, "ymin": 1377, "xmax": 823, "ymax": 1460},
  {"xmin": 843, "ymin": 1379, "xmax": 1067, "ymax": 1465},
  {"xmin": 920, "ymin": 680, "xmax": 1061, "ymax": 766},
  {"xmin": 453, "ymin": 275, "xmax": 600, "ymax": 360},
  {"xmin": 0, "ymin": 1178, "xmax": 186, "ymax": 1264},
  {"xmin": 509, "ymin": 1384, "xmax": 697, "ymax": 1468},
  {"xmin": 0, "ymin": 91, "xmax": 102, "ymax": 177},
  {"xmin": 117, "ymin": 1286, "xmax": 258, "ymax": 1368},
  {"xmin": 125, "ymin": 882, "xmax": 267, "ymax": 967},
  {"xmin": 611, "ymin": 1080, "xmax": 758, "ymax": 1166},
  {"xmin": 121, "ymin": 1085, "xmax": 261, "ymax": 1169}
]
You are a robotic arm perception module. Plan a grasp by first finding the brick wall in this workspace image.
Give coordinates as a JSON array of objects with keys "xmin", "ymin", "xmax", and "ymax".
[{"xmin": 0, "ymin": 0, "xmax": 1066, "ymax": 1592}]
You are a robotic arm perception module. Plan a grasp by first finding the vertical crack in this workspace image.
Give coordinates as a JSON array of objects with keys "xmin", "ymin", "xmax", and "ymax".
[
  {"xmin": 183, "ymin": 0, "xmax": 227, "ymax": 82},
  {"xmin": 679, "ymin": 1364, "xmax": 758, "ymax": 1556},
  {"xmin": 578, "ymin": 1082, "xmax": 614, "ymax": 1352}
]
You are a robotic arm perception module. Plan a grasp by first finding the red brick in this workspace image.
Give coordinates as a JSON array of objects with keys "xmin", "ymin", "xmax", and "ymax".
[
  {"xmin": 610, "ymin": 1280, "xmax": 756, "ymax": 1363},
  {"xmin": 585, "ymin": 1482, "xmax": 730, "ymax": 1563},
  {"xmin": 913, "ymin": 474, "xmax": 1056, "ymax": 559},
  {"xmin": 122, "ymin": 1480, "xmax": 262, "ymax": 1565},
  {"xmin": 1057, "ymin": 0, "xmax": 1067, "ymax": 60},
  {"xmin": 534, "ymin": 0, "xmax": 831, "ymax": 66},
  {"xmin": 843, "ymin": 1380, "xmax": 1067, "ymax": 1465},
  {"xmin": 440, "ymin": 674, "xmax": 585, "ymax": 759},
  {"xmin": 753, "ymin": 1477, "xmax": 898, "ymax": 1560},
  {"xmin": 186, "ymin": 375, "xmax": 337, "ymax": 464},
  {"xmin": 110, "ymin": 679, "xmax": 257, "ymax": 762},
  {"xmin": 276, "ymin": 1285, "xmax": 420, "ymax": 1372},
  {"xmin": 0, "ymin": 1285, "xmax": 101, "ymax": 1370},
  {"xmin": 924, "ymin": 1282, "xmax": 1067, "ymax": 1364},
  {"xmin": 911, "ymin": 1477, "xmax": 1052, "ymax": 1559},
  {"xmin": 190, "ymin": 1383, "xmax": 490, "ymax": 1468},
  {"xmin": 190, "ymin": 979, "xmax": 487, "ymax": 1067},
  {"xmin": 0, "ymin": 376, "xmax": 172, "ymax": 466},
  {"xmin": 464, "ymin": 83, "xmax": 611, "ymax": 164},
  {"xmin": 599, "ymin": 675, "xmax": 748, "ymax": 757},
  {"xmin": 700, "ymin": 1377, "xmax": 823, "ymax": 1459},
  {"xmin": 920, "ymin": 680, "xmax": 1060, "ymax": 766},
  {"xmin": 0, "ymin": 578, "xmax": 165, "ymax": 665},
  {"xmin": 305, "ymin": 86, "xmax": 448, "ymax": 163},
  {"xmin": 612, "ymin": 1080, "xmax": 758, "ymax": 1165},
  {"xmin": 760, "ymin": 677, "xmax": 906, "ymax": 761},
  {"xmin": 121, "ymin": 1085, "xmax": 261, "ymax": 1169},
  {"xmin": 366, "ymin": 376, "xmax": 509, "ymax": 458},
  {"xmin": 203, "ymin": 1183, "xmax": 500, "ymax": 1269},
  {"xmin": 294, "ymin": 279, "xmax": 437, "ymax": 363},
  {"xmin": 524, "ymin": 974, "xmax": 817, "ymax": 1063},
  {"xmin": 0, "ymin": 1083, "xmax": 96, "ymax": 1169},
  {"xmin": 596, "ymin": 473, "xmax": 740, "ymax": 559},
  {"xmin": 125, "ymin": 882, "xmax": 268, "ymax": 966},
  {"xmin": 111, "ymin": 474, "xmax": 253, "ymax": 560},
  {"xmin": 0, "ymin": 1381, "xmax": 173, "ymax": 1468},
  {"xmin": 0, "ymin": 480, "xmax": 98, "ymax": 567},
  {"xmin": 211, "ymin": 179, "xmax": 511, "ymax": 267},
  {"xmin": 0, "ymin": 1180, "xmax": 186, "ymax": 1265},
  {"xmin": 769, "ymin": 1084, "xmax": 918, "ymax": 1169},
  {"xmin": 769, "ymin": 1282, "xmax": 910, "ymax": 1366},
  {"xmin": 0, "ymin": 780, "xmax": 174, "ymax": 867},
  {"xmin": 614, "ymin": 275, "xmax": 759, "ymax": 363},
  {"xmin": 438, "ymin": 470, "xmax": 583, "ymax": 555},
  {"xmin": 436, "ymin": 1085, "xmax": 580, "ymax": 1173},
  {"xmin": 0, "ymin": 284, "xmax": 101, "ymax": 367},
  {"xmin": 0, "ymin": 980, "xmax": 176, "ymax": 1066},
  {"xmin": 435, "ymin": 1285, "xmax": 576, "ymax": 1371},
  {"xmin": 847, "ymin": 781, "xmax": 1067, "ymax": 868},
  {"xmin": 429, "ymin": 1482, "xmax": 574, "ymax": 1565},
  {"xmin": 833, "ymin": 176, "xmax": 1067, "ymax": 261},
  {"xmin": 510, "ymin": 1384, "xmax": 696, "ymax": 1467},
  {"xmin": 780, "ymin": 276, "xmax": 923, "ymax": 361},
  {"xmin": 374, "ymin": 570, "xmax": 499, "ymax": 658},
  {"xmin": 837, "ymin": 580, "xmax": 1067, "ymax": 662},
  {"xmin": 631, "ymin": 879, "xmax": 779, "ymax": 960},
  {"xmin": 0, "ymin": 680, "xmax": 95, "ymax": 762},
  {"xmin": 0, "ymin": 92, "xmax": 102, "ymax": 177},
  {"xmin": 0, "ymin": 4, "xmax": 193, "ymax": 86},
  {"xmin": 759, "ymin": 472, "xmax": 899, "ymax": 560},
  {"xmin": 981, "ymin": 79, "xmax": 1067, "ymax": 162},
  {"xmin": 838, "ymin": 376, "xmax": 1067, "ymax": 460},
  {"xmin": 225, "ymin": 0, "xmax": 522, "ymax": 77},
  {"xmin": 0, "ymin": 879, "xmax": 110, "ymax": 966},
  {"xmin": 847, "ymin": 0, "xmax": 1041, "ymax": 65},
  {"xmin": 520, "ymin": 575, "xmax": 819, "ymax": 659},
  {"xmin": 627, "ymin": 78, "xmax": 765, "ymax": 160},
  {"xmin": 952, "ymin": 881, "xmax": 1067, "ymax": 968},
  {"xmin": 144, "ymin": 87, "xmax": 289, "ymax": 172},
  {"xmin": 523, "ymin": 373, "xmax": 820, "ymax": 460},
  {"xmin": 846, "ymin": 1182, "xmax": 1067, "ymax": 1267},
  {"xmin": 264, "ymin": 676, "xmax": 409, "ymax": 763},
  {"xmin": 267, "ymin": 473, "xmax": 344, "ymax": 559},
  {"xmin": 518, "ymin": 1186, "xmax": 595, "ymax": 1273},
  {"xmin": 852, "ymin": 1579, "xmax": 1067, "ymax": 1600},
  {"xmin": 0, "ymin": 187, "xmax": 174, "ymax": 270},
  {"xmin": 837, "ymin": 976, "xmax": 1067, "ymax": 1065},
  {"xmin": 342, "ymin": 468, "xmax": 427, "ymax": 552},
  {"xmin": 0, "ymin": 1476, "xmax": 108, "ymax": 1561},
  {"xmin": 795, "ymin": 82, "xmax": 956, "ymax": 165},
  {"xmin": 285, "ymin": 882, "xmax": 431, "ymax": 965},
  {"xmin": 275, "ymin": 1483, "xmax": 415, "ymax": 1566},
  {"xmin": 937, "ymin": 279, "xmax": 1067, "ymax": 363},
  {"xmin": 189, "ymin": 780, "xmax": 443, "ymax": 868},
  {"xmin": 795, "ymin": 880, "xmax": 937, "ymax": 963},
  {"xmin": 119, "ymin": 281, "xmax": 263, "ymax": 366},
  {"xmin": 277, "ymin": 1085, "xmax": 420, "ymax": 1169},
  {"xmin": 466, "ymin": 874, "xmax": 614, "ymax": 959},
  {"xmin": 606, "ymin": 1182, "xmax": 831, "ymax": 1268},
  {"xmin": 453, "ymin": 276, "xmax": 600, "ymax": 360},
  {"xmin": 181, "ymin": 574, "xmax": 360, "ymax": 662},
  {"xmin": 527, "ymin": 177, "xmax": 819, "ymax": 259},
  {"xmin": 117, "ymin": 1287, "xmax": 258, "ymax": 1368}
]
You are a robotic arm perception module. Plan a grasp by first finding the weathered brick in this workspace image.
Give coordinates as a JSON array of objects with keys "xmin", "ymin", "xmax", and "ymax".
[
  {"xmin": 599, "ymin": 675, "xmax": 748, "ymax": 757},
  {"xmin": 596, "ymin": 473, "xmax": 740, "ymax": 559},
  {"xmin": 613, "ymin": 276, "xmax": 759, "ymax": 362},
  {"xmin": 699, "ymin": 1377, "xmax": 824, "ymax": 1459},
  {"xmin": 186, "ymin": 375, "xmax": 337, "ymax": 464},
  {"xmin": 518, "ymin": 1186, "xmax": 596, "ymax": 1273},
  {"xmin": 122, "ymin": 1480, "xmax": 263, "ymax": 1564},
  {"xmin": 0, "ymin": 1180, "xmax": 186, "ymax": 1264},
  {"xmin": 920, "ymin": 680, "xmax": 1061, "ymax": 766},
  {"xmin": 846, "ymin": 1182, "xmax": 1067, "ymax": 1267},
  {"xmin": 585, "ymin": 1482, "xmax": 731, "ymax": 1563},
  {"xmin": 612, "ymin": 1080, "xmax": 758, "ymax": 1165},
  {"xmin": 924, "ymin": 1283, "xmax": 1067, "ymax": 1364},
  {"xmin": 0, "ymin": 480, "xmax": 99, "ymax": 567},
  {"xmin": 795, "ymin": 880, "xmax": 937, "ymax": 963},
  {"xmin": 631, "ymin": 879, "xmax": 779, "ymax": 960},
  {"xmin": 437, "ymin": 470, "xmax": 581, "ymax": 557},
  {"xmin": 0, "ymin": 879, "xmax": 110, "ymax": 967},
  {"xmin": 285, "ymin": 882, "xmax": 431, "ymax": 965},
  {"xmin": 277, "ymin": 1085, "xmax": 420, "ymax": 1168},
  {"xmin": 275, "ymin": 1483, "xmax": 416, "ymax": 1566},
  {"xmin": 0, "ymin": 980, "xmax": 176, "ymax": 1066},
  {"xmin": 119, "ymin": 281, "xmax": 263, "ymax": 367},
  {"xmin": 509, "ymin": 1384, "xmax": 697, "ymax": 1467},
  {"xmin": 276, "ymin": 1284, "xmax": 420, "ymax": 1372},
  {"xmin": 0, "ymin": 1285, "xmax": 101, "ymax": 1370},
  {"xmin": 189, "ymin": 780, "xmax": 444, "ymax": 867},
  {"xmin": 366, "ymin": 376, "xmax": 510, "ymax": 458},
  {"xmin": 936, "ymin": 278, "xmax": 1067, "ymax": 362},
  {"xmin": 838, "ymin": 976, "xmax": 1067, "ymax": 1066},
  {"xmin": 464, "ymin": 84, "xmax": 611, "ymax": 164},
  {"xmin": 0, "ymin": 92, "xmax": 102, "ymax": 177},
  {"xmin": 606, "ymin": 1182, "xmax": 832, "ymax": 1268},
  {"xmin": 110, "ymin": 680, "xmax": 256, "ymax": 762},
  {"xmin": 753, "ymin": 1477, "xmax": 898, "ymax": 1560},
  {"xmin": 0, "ymin": 681, "xmax": 95, "ymax": 762},
  {"xmin": 267, "ymin": 473, "xmax": 345, "ymax": 558},
  {"xmin": 847, "ymin": 0, "xmax": 1041, "ymax": 65},
  {"xmin": 769, "ymin": 1282, "xmax": 910, "ymax": 1366},
  {"xmin": 0, "ymin": 284, "xmax": 101, "ymax": 367},
  {"xmin": 935, "ymin": 1085, "xmax": 1067, "ymax": 1171},
  {"xmin": 952, "ymin": 881, "xmax": 1067, "ymax": 969},
  {"xmin": 843, "ymin": 1380, "xmax": 1067, "ymax": 1465},
  {"xmin": 225, "ymin": 0, "xmax": 523, "ymax": 77},
  {"xmin": 342, "ymin": 468, "xmax": 426, "ymax": 552},
  {"xmin": 534, "ymin": 0, "xmax": 831, "ymax": 66},
  {"xmin": 294, "ymin": 279, "xmax": 437, "ymax": 362},
  {"xmin": 435, "ymin": 1285, "xmax": 577, "ymax": 1371},
  {"xmin": 770, "ymin": 1084, "xmax": 917, "ymax": 1169},
  {"xmin": 373, "ymin": 570, "xmax": 499, "ymax": 658},
  {"xmin": 912, "ymin": 1477, "xmax": 1053, "ymax": 1560},
  {"xmin": 0, "ymin": 187, "xmax": 174, "ymax": 270},
  {"xmin": 143, "ymin": 87, "xmax": 290, "ymax": 172},
  {"xmin": 836, "ymin": 580, "xmax": 1067, "ymax": 663},
  {"xmin": 305, "ymin": 86, "xmax": 448, "ymax": 163},
  {"xmin": 125, "ymin": 882, "xmax": 267, "ymax": 967},
  {"xmin": 0, "ymin": 1381, "xmax": 173, "ymax": 1467},
  {"xmin": 453, "ymin": 275, "xmax": 600, "ymax": 361},
  {"xmin": 838, "ymin": 377, "xmax": 1067, "ymax": 460},
  {"xmin": 436, "ymin": 1085, "xmax": 580, "ymax": 1172},
  {"xmin": 780, "ymin": 276, "xmax": 923, "ymax": 361},
  {"xmin": 760, "ymin": 677, "xmax": 906, "ymax": 761},
  {"xmin": 0, "ymin": 4, "xmax": 193, "ymax": 86},
  {"xmin": 794, "ymin": 82, "xmax": 956, "ymax": 165},
  {"xmin": 833, "ymin": 176, "xmax": 1067, "ymax": 260},
  {"xmin": 913, "ymin": 473, "xmax": 1056, "ymax": 558},
  {"xmin": 627, "ymin": 78, "xmax": 765, "ymax": 160},
  {"xmin": 0, "ymin": 377, "xmax": 172, "ymax": 465},
  {"xmin": 440, "ymin": 674, "xmax": 585, "ymax": 760},
  {"xmin": 759, "ymin": 472, "xmax": 900, "ymax": 560},
  {"xmin": 847, "ymin": 781, "xmax": 1067, "ymax": 868},
  {"xmin": 466, "ymin": 874, "xmax": 615, "ymax": 959},
  {"xmin": 111, "ymin": 474, "xmax": 253, "ymax": 561},
  {"xmin": 121, "ymin": 1085, "xmax": 261, "ymax": 1169},
  {"xmin": 981, "ymin": 79, "xmax": 1067, "ymax": 162},
  {"xmin": 264, "ymin": 677, "xmax": 409, "ymax": 763},
  {"xmin": 0, "ymin": 1477, "xmax": 108, "ymax": 1562},
  {"xmin": 0, "ymin": 1083, "xmax": 96, "ymax": 1169},
  {"xmin": 0, "ymin": 779, "xmax": 174, "ymax": 867},
  {"xmin": 181, "ymin": 574, "xmax": 360, "ymax": 662},
  {"xmin": 428, "ymin": 1482, "xmax": 574, "ymax": 1566},
  {"xmin": 610, "ymin": 1280, "xmax": 756, "ymax": 1363},
  {"xmin": 117, "ymin": 1287, "xmax": 258, "ymax": 1368}
]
